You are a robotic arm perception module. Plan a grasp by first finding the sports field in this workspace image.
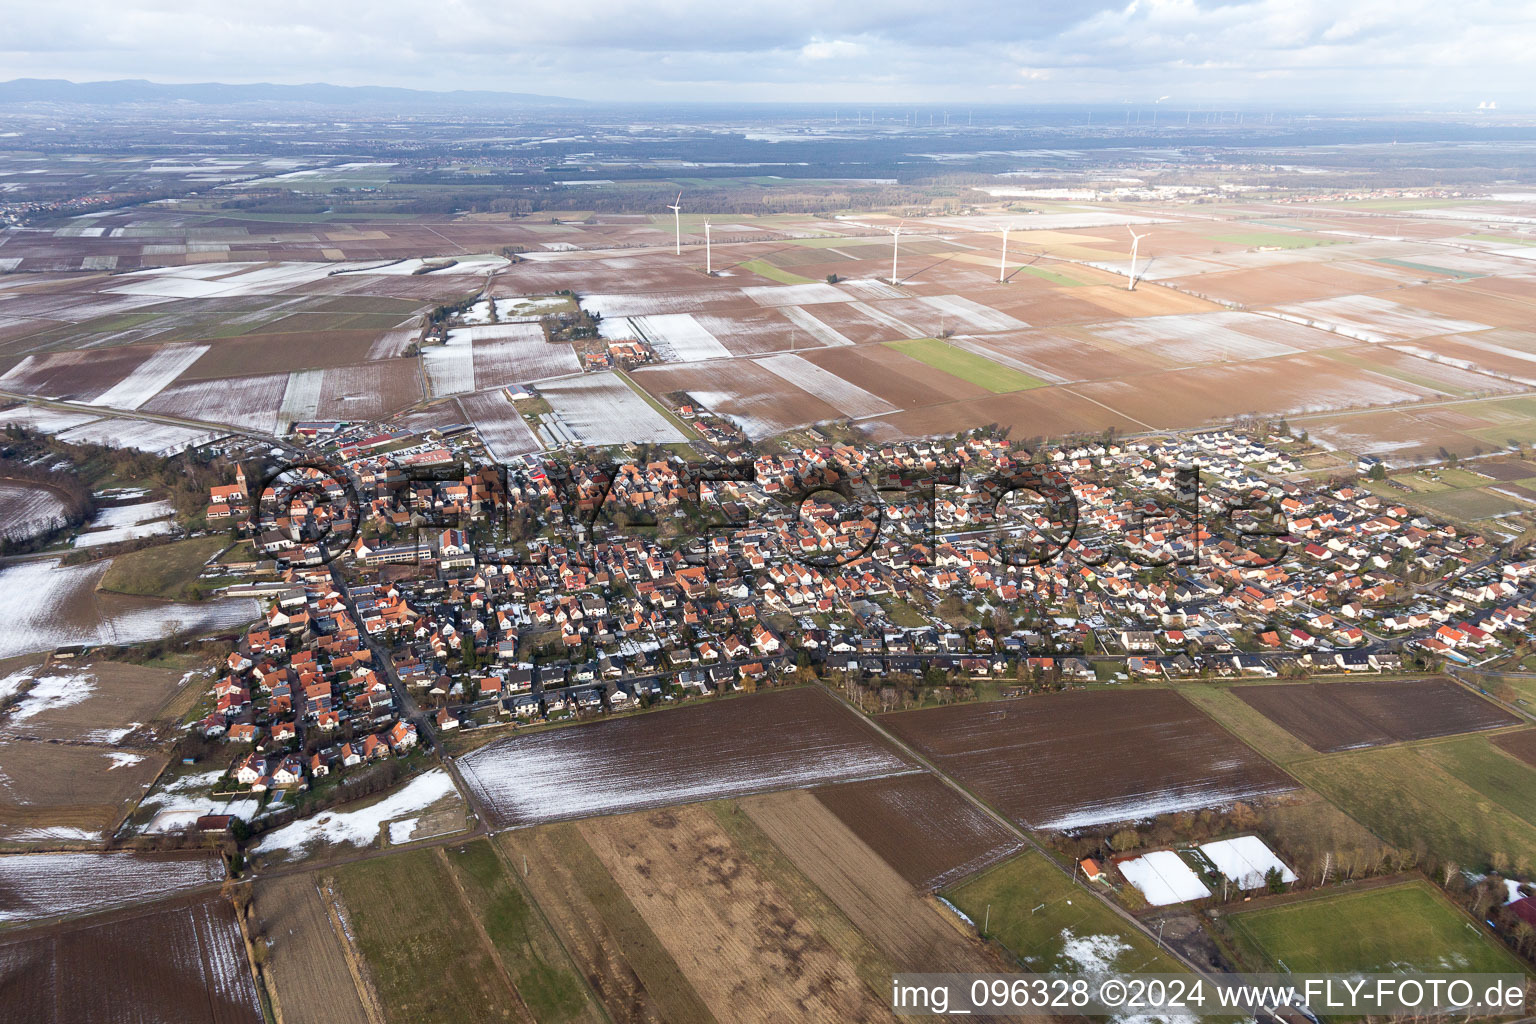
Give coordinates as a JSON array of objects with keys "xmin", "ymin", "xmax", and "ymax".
[
  {"xmin": 945, "ymin": 852, "xmax": 1181, "ymax": 973},
  {"xmin": 1230, "ymin": 880, "xmax": 1524, "ymax": 973},
  {"xmin": 885, "ymin": 338, "xmax": 1048, "ymax": 393}
]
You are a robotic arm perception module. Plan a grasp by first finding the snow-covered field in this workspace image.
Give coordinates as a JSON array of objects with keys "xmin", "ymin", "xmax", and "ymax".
[
  {"xmin": 462, "ymin": 323, "xmax": 581, "ymax": 385},
  {"xmin": 276, "ymin": 368, "xmax": 325, "ymax": 430},
  {"xmin": 0, "ymin": 482, "xmax": 69, "ymax": 542},
  {"xmin": 1273, "ymin": 294, "xmax": 1490, "ymax": 343},
  {"xmin": 72, "ymin": 498, "xmax": 176, "ymax": 548},
  {"xmin": 459, "ymin": 391, "xmax": 542, "ymax": 462},
  {"xmin": 86, "ymin": 345, "xmax": 209, "ymax": 412},
  {"xmin": 422, "ymin": 333, "xmax": 476, "ymax": 397},
  {"xmin": 0, "ymin": 405, "xmax": 103, "ymax": 435},
  {"xmin": 0, "ymin": 558, "xmax": 260, "ymax": 660},
  {"xmin": 0, "ymin": 852, "xmax": 223, "ymax": 923},
  {"xmin": 457, "ymin": 710, "xmax": 917, "ymax": 827},
  {"xmin": 920, "ymin": 295, "xmax": 1028, "ymax": 333},
  {"xmin": 539, "ymin": 372, "xmax": 684, "ymax": 444},
  {"xmin": 1087, "ymin": 311, "xmax": 1334, "ymax": 362},
  {"xmin": 53, "ymin": 418, "xmax": 221, "ymax": 455},
  {"xmin": 253, "ymin": 770, "xmax": 460, "ymax": 859},
  {"xmin": 742, "ymin": 282, "xmax": 847, "ymax": 307},
  {"xmin": 1198, "ymin": 836, "xmax": 1297, "ymax": 890},
  {"xmin": 753, "ymin": 353, "xmax": 897, "ymax": 418},
  {"xmin": 581, "ymin": 291, "xmax": 733, "ymax": 319},
  {"xmin": 628, "ymin": 313, "xmax": 732, "ymax": 361},
  {"xmin": 142, "ymin": 372, "xmax": 288, "ymax": 433},
  {"xmin": 779, "ymin": 305, "xmax": 855, "ymax": 347},
  {"xmin": 1116, "ymin": 850, "xmax": 1211, "ymax": 906}
]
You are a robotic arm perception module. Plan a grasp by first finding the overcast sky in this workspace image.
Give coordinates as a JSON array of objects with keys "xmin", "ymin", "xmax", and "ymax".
[{"xmin": 4, "ymin": 0, "xmax": 1532, "ymax": 106}]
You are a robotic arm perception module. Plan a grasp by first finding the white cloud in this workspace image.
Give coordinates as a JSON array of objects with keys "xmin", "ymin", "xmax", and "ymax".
[
  {"xmin": 800, "ymin": 38, "xmax": 868, "ymax": 61},
  {"xmin": 0, "ymin": 0, "xmax": 1532, "ymax": 104}
]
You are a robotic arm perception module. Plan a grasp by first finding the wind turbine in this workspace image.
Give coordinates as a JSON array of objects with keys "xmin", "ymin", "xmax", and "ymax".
[
  {"xmin": 998, "ymin": 226, "xmax": 1010, "ymax": 283},
  {"xmin": 1126, "ymin": 225, "xmax": 1147, "ymax": 291},
  {"xmin": 667, "ymin": 192, "xmax": 683, "ymax": 256},
  {"xmin": 889, "ymin": 219, "xmax": 905, "ymax": 284},
  {"xmin": 704, "ymin": 220, "xmax": 712, "ymax": 275}
]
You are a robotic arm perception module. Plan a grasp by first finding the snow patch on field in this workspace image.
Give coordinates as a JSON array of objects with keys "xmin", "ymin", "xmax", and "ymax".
[
  {"xmin": 754, "ymin": 354, "xmax": 897, "ymax": 418},
  {"xmin": 73, "ymin": 498, "xmax": 176, "ymax": 548},
  {"xmin": 87, "ymin": 345, "xmax": 209, "ymax": 411},
  {"xmin": 3, "ymin": 667, "xmax": 95, "ymax": 723},
  {"xmin": 1039, "ymin": 780, "xmax": 1292, "ymax": 831},
  {"xmin": 0, "ymin": 558, "xmax": 259, "ymax": 660},
  {"xmin": 1198, "ymin": 836, "xmax": 1296, "ymax": 890},
  {"xmin": 0, "ymin": 482, "xmax": 70, "ymax": 542},
  {"xmin": 1116, "ymin": 850, "xmax": 1211, "ymax": 906},
  {"xmin": 143, "ymin": 373, "xmax": 287, "ymax": 433},
  {"xmin": 253, "ymin": 770, "xmax": 459, "ymax": 857},
  {"xmin": 0, "ymin": 852, "xmax": 223, "ymax": 923}
]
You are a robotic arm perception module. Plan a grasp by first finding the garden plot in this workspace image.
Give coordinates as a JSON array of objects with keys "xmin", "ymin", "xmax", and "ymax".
[
  {"xmin": 252, "ymin": 769, "xmax": 462, "ymax": 862},
  {"xmin": 1272, "ymin": 294, "xmax": 1491, "ymax": 343},
  {"xmin": 919, "ymin": 295, "xmax": 1029, "ymax": 333},
  {"xmin": 779, "ymin": 305, "xmax": 854, "ymax": 346},
  {"xmin": 538, "ymin": 372, "xmax": 683, "ymax": 444},
  {"xmin": 421, "ymin": 334, "xmax": 476, "ymax": 397},
  {"xmin": 1198, "ymin": 836, "xmax": 1296, "ymax": 891},
  {"xmin": 465, "ymin": 324, "xmax": 581, "ymax": 385},
  {"xmin": 135, "ymin": 769, "xmax": 262, "ymax": 834},
  {"xmin": 141, "ymin": 372, "xmax": 288, "ymax": 433},
  {"xmin": 458, "ymin": 391, "xmax": 541, "ymax": 462},
  {"xmin": 626, "ymin": 313, "xmax": 732, "ymax": 361},
  {"xmin": 458, "ymin": 687, "xmax": 916, "ymax": 827},
  {"xmin": 741, "ymin": 282, "xmax": 847, "ymax": 306},
  {"xmin": 1116, "ymin": 850, "xmax": 1211, "ymax": 906},
  {"xmin": 0, "ymin": 852, "xmax": 223, "ymax": 923},
  {"xmin": 753, "ymin": 353, "xmax": 897, "ymax": 418},
  {"xmin": 0, "ymin": 558, "xmax": 259, "ymax": 660}
]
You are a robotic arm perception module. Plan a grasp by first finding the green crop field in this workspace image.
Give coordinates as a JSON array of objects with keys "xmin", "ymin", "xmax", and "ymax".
[
  {"xmin": 1292, "ymin": 746, "xmax": 1536, "ymax": 874},
  {"xmin": 1230, "ymin": 881, "xmax": 1524, "ymax": 974},
  {"xmin": 738, "ymin": 258, "xmax": 817, "ymax": 285},
  {"xmin": 1418, "ymin": 736, "xmax": 1536, "ymax": 828},
  {"xmin": 1213, "ymin": 232, "xmax": 1340, "ymax": 249},
  {"xmin": 886, "ymin": 338, "xmax": 1048, "ymax": 393},
  {"xmin": 335, "ymin": 841, "xmax": 599, "ymax": 1024},
  {"xmin": 945, "ymin": 852, "xmax": 1181, "ymax": 973},
  {"xmin": 97, "ymin": 535, "xmax": 228, "ymax": 599},
  {"xmin": 1013, "ymin": 265, "xmax": 1086, "ymax": 286}
]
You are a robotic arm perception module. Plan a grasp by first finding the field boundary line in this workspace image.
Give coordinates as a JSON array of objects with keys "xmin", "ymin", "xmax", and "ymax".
[
  {"xmin": 316, "ymin": 876, "xmax": 388, "ymax": 1024},
  {"xmin": 434, "ymin": 846, "xmax": 537, "ymax": 1024},
  {"xmin": 485, "ymin": 834, "xmax": 618, "ymax": 1024}
]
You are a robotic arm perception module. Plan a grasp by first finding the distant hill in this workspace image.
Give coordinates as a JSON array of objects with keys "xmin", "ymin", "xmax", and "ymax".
[{"xmin": 0, "ymin": 78, "xmax": 587, "ymax": 109}]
